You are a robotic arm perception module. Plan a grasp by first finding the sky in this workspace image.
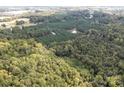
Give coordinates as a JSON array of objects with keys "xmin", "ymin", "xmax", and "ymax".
[{"xmin": 0, "ymin": 0, "xmax": 123, "ymax": 6}]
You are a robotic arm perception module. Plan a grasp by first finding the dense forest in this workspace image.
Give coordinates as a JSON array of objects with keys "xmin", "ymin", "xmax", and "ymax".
[{"xmin": 0, "ymin": 9, "xmax": 124, "ymax": 86}]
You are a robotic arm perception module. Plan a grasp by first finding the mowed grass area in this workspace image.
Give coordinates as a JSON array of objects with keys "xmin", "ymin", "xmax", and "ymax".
[
  {"xmin": 0, "ymin": 17, "xmax": 30, "ymax": 28},
  {"xmin": 0, "ymin": 10, "xmax": 57, "ymax": 29}
]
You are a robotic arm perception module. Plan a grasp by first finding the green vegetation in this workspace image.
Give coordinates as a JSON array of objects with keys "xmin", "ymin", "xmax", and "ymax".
[
  {"xmin": 0, "ymin": 9, "xmax": 124, "ymax": 87},
  {"xmin": 0, "ymin": 39, "xmax": 93, "ymax": 86},
  {"xmin": 51, "ymin": 28, "xmax": 124, "ymax": 87}
]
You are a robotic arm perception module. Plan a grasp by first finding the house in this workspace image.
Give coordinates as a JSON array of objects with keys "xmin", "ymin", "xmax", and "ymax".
[
  {"xmin": 51, "ymin": 32, "xmax": 56, "ymax": 35},
  {"xmin": 68, "ymin": 28, "xmax": 78, "ymax": 34}
]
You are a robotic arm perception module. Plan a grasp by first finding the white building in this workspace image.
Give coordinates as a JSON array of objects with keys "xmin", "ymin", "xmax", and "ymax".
[
  {"xmin": 68, "ymin": 28, "xmax": 78, "ymax": 34},
  {"xmin": 51, "ymin": 32, "xmax": 56, "ymax": 35}
]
